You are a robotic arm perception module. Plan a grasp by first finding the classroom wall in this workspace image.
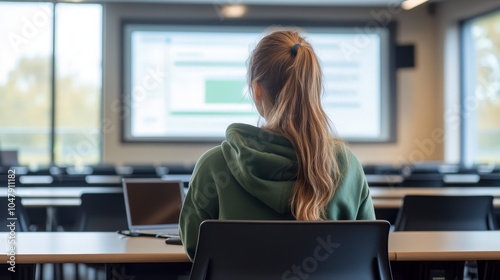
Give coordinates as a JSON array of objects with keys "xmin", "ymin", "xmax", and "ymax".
[{"xmin": 102, "ymin": 2, "xmax": 442, "ymax": 166}]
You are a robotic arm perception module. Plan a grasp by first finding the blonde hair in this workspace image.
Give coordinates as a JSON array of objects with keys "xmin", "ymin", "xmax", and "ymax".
[{"xmin": 249, "ymin": 29, "xmax": 345, "ymax": 220}]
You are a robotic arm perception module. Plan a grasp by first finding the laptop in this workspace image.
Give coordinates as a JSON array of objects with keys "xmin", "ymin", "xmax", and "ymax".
[{"xmin": 122, "ymin": 178, "xmax": 185, "ymax": 237}]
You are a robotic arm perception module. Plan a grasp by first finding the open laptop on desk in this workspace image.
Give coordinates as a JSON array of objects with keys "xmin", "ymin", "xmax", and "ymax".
[{"xmin": 122, "ymin": 178, "xmax": 185, "ymax": 237}]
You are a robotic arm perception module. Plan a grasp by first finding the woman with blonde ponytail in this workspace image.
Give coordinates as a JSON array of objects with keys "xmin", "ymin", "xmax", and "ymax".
[{"xmin": 180, "ymin": 28, "xmax": 375, "ymax": 260}]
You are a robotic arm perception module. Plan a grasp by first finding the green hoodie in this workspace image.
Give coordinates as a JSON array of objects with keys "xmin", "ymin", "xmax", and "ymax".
[{"xmin": 179, "ymin": 123, "xmax": 375, "ymax": 260}]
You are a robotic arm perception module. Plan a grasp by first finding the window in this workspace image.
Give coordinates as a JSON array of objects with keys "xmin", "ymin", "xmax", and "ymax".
[
  {"xmin": 462, "ymin": 9, "xmax": 500, "ymax": 165},
  {"xmin": 0, "ymin": 2, "xmax": 102, "ymax": 167}
]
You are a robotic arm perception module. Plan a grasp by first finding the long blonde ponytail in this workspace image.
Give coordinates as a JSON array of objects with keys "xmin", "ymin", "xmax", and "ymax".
[{"xmin": 249, "ymin": 29, "xmax": 345, "ymax": 220}]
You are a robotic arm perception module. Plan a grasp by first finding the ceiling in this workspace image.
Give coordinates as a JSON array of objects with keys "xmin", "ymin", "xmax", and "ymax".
[
  {"xmin": 53, "ymin": 0, "xmax": 445, "ymax": 7},
  {"xmin": 6, "ymin": 0, "xmax": 448, "ymax": 7},
  {"xmin": 99, "ymin": 0, "xmax": 402, "ymax": 5}
]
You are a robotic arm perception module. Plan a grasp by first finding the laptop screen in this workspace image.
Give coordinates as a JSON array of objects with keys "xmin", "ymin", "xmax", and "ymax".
[{"xmin": 122, "ymin": 179, "xmax": 184, "ymax": 228}]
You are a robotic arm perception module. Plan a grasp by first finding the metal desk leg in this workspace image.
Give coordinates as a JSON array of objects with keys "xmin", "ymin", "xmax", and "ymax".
[{"xmin": 45, "ymin": 206, "xmax": 58, "ymax": 232}]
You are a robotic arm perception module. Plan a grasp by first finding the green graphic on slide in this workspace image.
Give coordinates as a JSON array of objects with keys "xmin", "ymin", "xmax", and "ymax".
[{"xmin": 205, "ymin": 80, "xmax": 249, "ymax": 104}]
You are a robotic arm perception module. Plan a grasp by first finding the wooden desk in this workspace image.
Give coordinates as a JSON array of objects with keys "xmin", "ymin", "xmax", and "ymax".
[
  {"xmin": 16, "ymin": 187, "xmax": 122, "ymax": 231},
  {"xmin": 389, "ymin": 231, "xmax": 500, "ymax": 261},
  {"xmin": 370, "ymin": 187, "xmax": 500, "ymax": 199},
  {"xmin": 16, "ymin": 187, "xmax": 122, "ymax": 199},
  {"xmin": 373, "ymin": 198, "xmax": 500, "ymax": 208},
  {"xmin": 1, "ymin": 231, "xmax": 499, "ymax": 279},
  {"xmin": 2, "ymin": 231, "xmax": 500, "ymax": 263},
  {"xmin": 365, "ymin": 174, "xmax": 404, "ymax": 184},
  {"xmin": 16, "ymin": 185, "xmax": 500, "ymax": 208},
  {"xmin": 161, "ymin": 174, "xmax": 192, "ymax": 182},
  {"xmin": 0, "ymin": 232, "xmax": 189, "ymax": 264},
  {"xmin": 370, "ymin": 187, "xmax": 500, "ymax": 209},
  {"xmin": 389, "ymin": 231, "xmax": 500, "ymax": 280}
]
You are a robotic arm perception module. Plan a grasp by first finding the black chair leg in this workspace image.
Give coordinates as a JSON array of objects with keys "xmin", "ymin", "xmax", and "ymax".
[{"xmin": 74, "ymin": 263, "xmax": 80, "ymax": 280}]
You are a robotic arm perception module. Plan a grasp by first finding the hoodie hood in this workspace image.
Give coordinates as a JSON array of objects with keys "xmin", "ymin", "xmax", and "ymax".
[{"xmin": 221, "ymin": 123, "xmax": 298, "ymax": 214}]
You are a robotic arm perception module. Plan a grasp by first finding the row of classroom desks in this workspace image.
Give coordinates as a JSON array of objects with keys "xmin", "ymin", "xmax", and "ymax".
[
  {"xmin": 0, "ymin": 231, "xmax": 500, "ymax": 279},
  {"xmin": 14, "ymin": 185, "xmax": 500, "ymax": 208},
  {"xmin": 7, "ymin": 172, "xmax": 500, "ymax": 190},
  {"xmin": 370, "ymin": 187, "xmax": 500, "ymax": 208},
  {"xmin": 13, "ymin": 185, "xmax": 500, "ymax": 220},
  {"xmin": 4, "ymin": 185, "xmax": 500, "ymax": 279},
  {"xmin": 2, "ymin": 231, "xmax": 499, "ymax": 263}
]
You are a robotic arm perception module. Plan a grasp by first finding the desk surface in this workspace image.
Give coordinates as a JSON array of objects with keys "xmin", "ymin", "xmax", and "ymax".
[
  {"xmin": 14, "ymin": 186, "xmax": 500, "ymax": 208},
  {"xmin": 389, "ymin": 231, "xmax": 500, "ymax": 261},
  {"xmin": 2, "ymin": 231, "xmax": 500, "ymax": 264},
  {"xmin": 16, "ymin": 187, "xmax": 122, "ymax": 198},
  {"xmin": 16, "ymin": 186, "xmax": 500, "ymax": 199},
  {"xmin": 0, "ymin": 232, "xmax": 189, "ymax": 264},
  {"xmin": 372, "ymin": 198, "xmax": 500, "ymax": 208},
  {"xmin": 370, "ymin": 187, "xmax": 500, "ymax": 198},
  {"xmin": 370, "ymin": 187, "xmax": 500, "ymax": 208}
]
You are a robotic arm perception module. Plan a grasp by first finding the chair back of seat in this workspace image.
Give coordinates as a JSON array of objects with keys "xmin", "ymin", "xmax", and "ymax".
[
  {"xmin": 478, "ymin": 173, "xmax": 500, "ymax": 186},
  {"xmin": 76, "ymin": 192, "xmax": 128, "ymax": 231},
  {"xmin": 190, "ymin": 220, "xmax": 392, "ymax": 280},
  {"xmin": 399, "ymin": 173, "xmax": 444, "ymax": 187},
  {"xmin": 394, "ymin": 195, "xmax": 497, "ymax": 231}
]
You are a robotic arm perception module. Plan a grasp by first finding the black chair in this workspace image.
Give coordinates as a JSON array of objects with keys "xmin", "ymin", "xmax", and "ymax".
[
  {"xmin": 73, "ymin": 192, "xmax": 128, "ymax": 280},
  {"xmin": 75, "ymin": 192, "xmax": 128, "ymax": 231},
  {"xmin": 362, "ymin": 165, "xmax": 403, "ymax": 187},
  {"xmin": 394, "ymin": 195, "xmax": 497, "ymax": 231},
  {"xmin": 160, "ymin": 163, "xmax": 193, "ymax": 175},
  {"xmin": 477, "ymin": 173, "xmax": 500, "ymax": 186},
  {"xmin": 0, "ymin": 166, "xmax": 10, "ymax": 175},
  {"xmin": 50, "ymin": 174, "xmax": 88, "ymax": 187},
  {"xmin": 89, "ymin": 164, "xmax": 117, "ymax": 175},
  {"xmin": 122, "ymin": 164, "xmax": 159, "ymax": 178},
  {"xmin": 398, "ymin": 173, "xmax": 444, "ymax": 187},
  {"xmin": 363, "ymin": 164, "xmax": 401, "ymax": 175},
  {"xmin": 393, "ymin": 195, "xmax": 497, "ymax": 280},
  {"xmin": 190, "ymin": 220, "xmax": 392, "ymax": 280}
]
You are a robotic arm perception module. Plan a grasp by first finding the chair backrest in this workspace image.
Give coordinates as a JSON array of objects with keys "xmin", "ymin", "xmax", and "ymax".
[
  {"xmin": 190, "ymin": 220, "xmax": 392, "ymax": 280},
  {"xmin": 75, "ymin": 192, "xmax": 128, "ymax": 231},
  {"xmin": 478, "ymin": 173, "xmax": 500, "ymax": 186},
  {"xmin": 89, "ymin": 164, "xmax": 117, "ymax": 175},
  {"xmin": 50, "ymin": 174, "xmax": 88, "ymax": 187},
  {"xmin": 0, "ymin": 196, "xmax": 30, "ymax": 232},
  {"xmin": 394, "ymin": 195, "xmax": 497, "ymax": 231},
  {"xmin": 399, "ymin": 173, "xmax": 444, "ymax": 187},
  {"xmin": 161, "ymin": 164, "xmax": 193, "ymax": 175}
]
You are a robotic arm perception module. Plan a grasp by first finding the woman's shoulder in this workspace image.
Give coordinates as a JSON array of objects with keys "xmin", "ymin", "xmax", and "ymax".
[
  {"xmin": 194, "ymin": 145, "xmax": 225, "ymax": 172},
  {"xmin": 190, "ymin": 146, "xmax": 226, "ymax": 189},
  {"xmin": 330, "ymin": 143, "xmax": 366, "ymax": 185},
  {"xmin": 331, "ymin": 141, "xmax": 361, "ymax": 169}
]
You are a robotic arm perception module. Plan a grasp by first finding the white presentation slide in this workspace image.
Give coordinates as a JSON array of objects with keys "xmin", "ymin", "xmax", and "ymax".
[{"xmin": 123, "ymin": 25, "xmax": 392, "ymax": 142}]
